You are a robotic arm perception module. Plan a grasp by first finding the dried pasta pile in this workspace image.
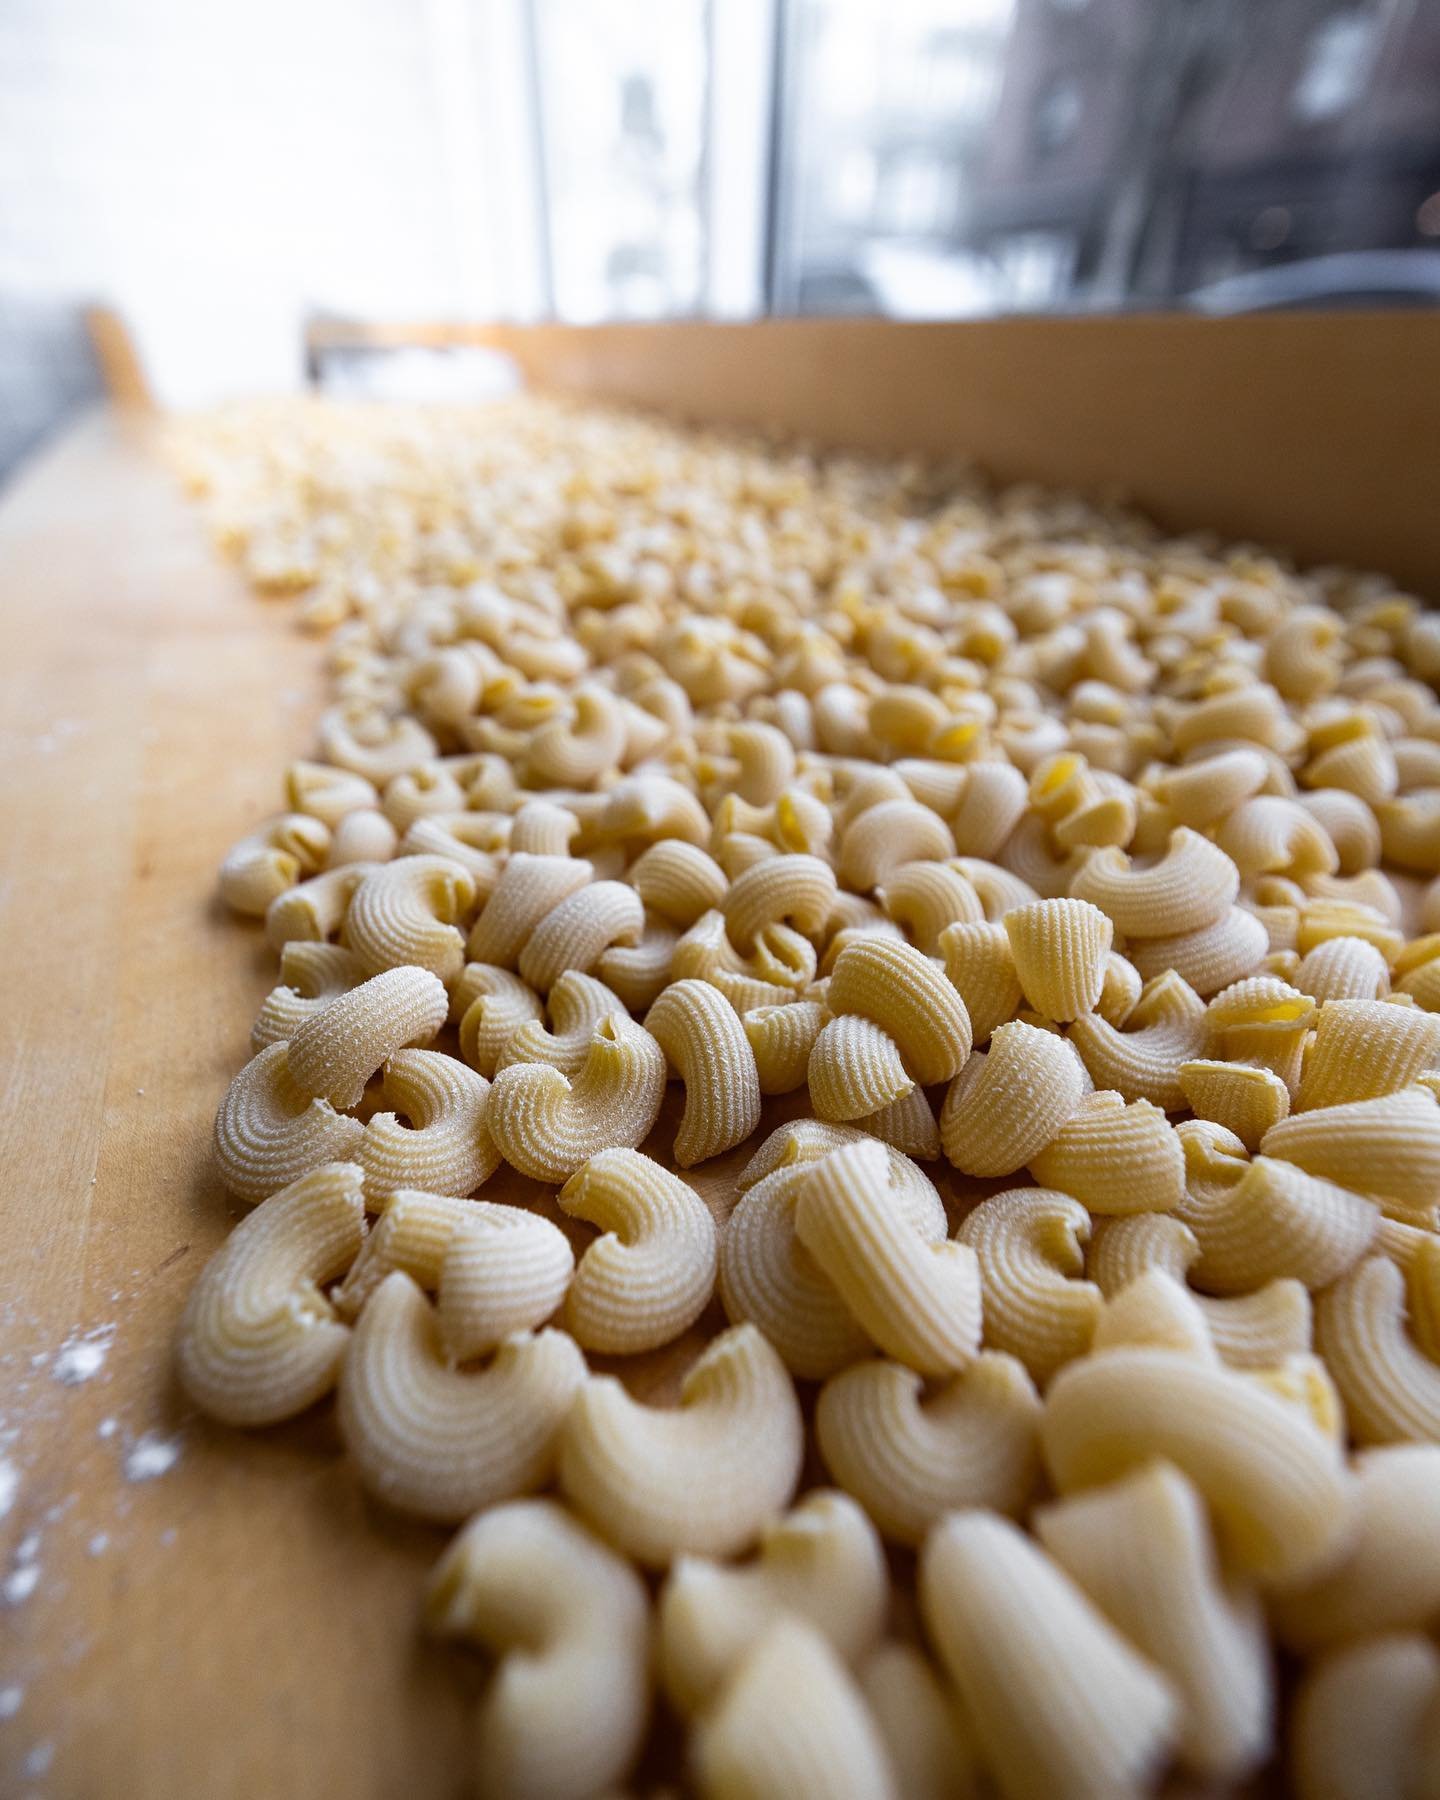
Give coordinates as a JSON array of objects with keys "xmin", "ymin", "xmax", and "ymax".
[{"xmin": 174, "ymin": 393, "xmax": 1440, "ymax": 1799}]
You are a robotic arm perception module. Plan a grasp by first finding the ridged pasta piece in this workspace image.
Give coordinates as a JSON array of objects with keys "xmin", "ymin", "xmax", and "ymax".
[
  {"xmin": 941, "ymin": 1019, "xmax": 1087, "ymax": 1176},
  {"xmin": 1088, "ymin": 1266, "xmax": 1219, "ymax": 1359},
  {"xmin": 265, "ymin": 862, "xmax": 371, "ymax": 949},
  {"xmin": 1036, "ymin": 1460, "xmax": 1272, "ymax": 1781},
  {"xmin": 220, "ymin": 812, "xmax": 332, "ymax": 915},
  {"xmin": 658, "ymin": 1489, "xmax": 887, "ymax": 1715},
  {"xmin": 515, "ymin": 879, "xmax": 645, "ymax": 993},
  {"xmin": 1128, "ymin": 904, "xmax": 1270, "ymax": 996},
  {"xmin": 950, "ymin": 762, "xmax": 1028, "ymax": 858},
  {"xmin": 951, "ymin": 856, "xmax": 1039, "ymax": 920},
  {"xmin": 1261, "ymin": 1085, "xmax": 1440, "ymax": 1223},
  {"xmin": 283, "ymin": 964, "xmax": 449, "ymax": 1109},
  {"xmin": 919, "ymin": 1510, "xmax": 1179, "ymax": 1800},
  {"xmin": 794, "ymin": 1140, "xmax": 983, "ymax": 1377},
  {"xmin": 250, "ymin": 941, "xmax": 366, "ymax": 1051},
  {"xmin": 457, "ymin": 966, "xmax": 545, "ymax": 1075},
  {"xmin": 1070, "ymin": 826, "xmax": 1239, "ymax": 936},
  {"xmin": 1316, "ymin": 1251, "xmax": 1440, "ymax": 1444},
  {"xmin": 319, "ymin": 705, "xmax": 437, "ymax": 782},
  {"xmin": 815, "ymin": 1352, "xmax": 1041, "ymax": 1545},
  {"xmin": 1297, "ymin": 997, "xmax": 1440, "ymax": 1110},
  {"xmin": 328, "ymin": 807, "xmax": 398, "ymax": 867},
  {"xmin": 1100, "ymin": 954, "xmax": 1149, "ymax": 1025},
  {"xmin": 691, "ymin": 1619, "xmax": 897, "ymax": 1800},
  {"xmin": 344, "ymin": 854, "xmax": 475, "ymax": 981},
  {"xmin": 353, "ymin": 1049, "xmax": 498, "ymax": 1200},
  {"xmin": 507, "ymin": 798, "xmax": 578, "ymax": 856},
  {"xmin": 1296, "ymin": 934, "xmax": 1391, "ymax": 1003},
  {"xmin": 722, "ymin": 852, "xmax": 836, "ymax": 951},
  {"xmin": 1218, "ymin": 795, "xmax": 1339, "ymax": 880},
  {"xmin": 401, "ymin": 813, "xmax": 506, "ymax": 890},
  {"xmin": 286, "ymin": 758, "xmax": 379, "ymax": 826},
  {"xmin": 466, "ymin": 852, "xmax": 594, "ymax": 967},
  {"xmin": 855, "ymin": 1082, "xmax": 942, "ymax": 1158},
  {"xmin": 425, "ymin": 1499, "xmax": 651, "ymax": 1800},
  {"xmin": 596, "ymin": 916, "xmax": 678, "ymax": 1010},
  {"xmin": 808, "ymin": 1012, "xmax": 914, "ymax": 1121},
  {"xmin": 956, "ymin": 1187, "xmax": 1101, "ymax": 1382},
  {"xmin": 337, "ymin": 1271, "xmax": 586, "ymax": 1522},
  {"xmin": 1179, "ymin": 1059, "xmax": 1290, "ymax": 1150},
  {"xmin": 1273, "ymin": 1445, "xmax": 1440, "ymax": 1652},
  {"xmin": 1089, "ymin": 1212, "xmax": 1312, "ymax": 1368},
  {"xmin": 493, "ymin": 971, "xmax": 624, "ymax": 1077},
  {"xmin": 1177, "ymin": 1144, "xmax": 1378, "ymax": 1293},
  {"xmin": 1154, "ymin": 747, "xmax": 1268, "ymax": 829},
  {"xmin": 486, "ymin": 1013, "xmax": 667, "ymax": 1183},
  {"xmin": 1290, "ymin": 1634, "xmax": 1440, "ymax": 1800},
  {"xmin": 1028, "ymin": 1090, "xmax": 1184, "ymax": 1213},
  {"xmin": 559, "ymin": 1323, "xmax": 804, "ymax": 1567},
  {"xmin": 826, "ymin": 936, "xmax": 973, "ymax": 1083},
  {"xmin": 858, "ymin": 1643, "xmax": 982, "ymax": 1800},
  {"xmin": 742, "ymin": 1000, "xmax": 825, "ymax": 1095},
  {"xmin": 332, "ymin": 1190, "xmax": 574, "ymax": 1359},
  {"xmin": 630, "ymin": 839, "xmax": 729, "ymax": 927},
  {"xmin": 645, "ymin": 979, "xmax": 762, "ymax": 1166},
  {"xmin": 1001, "ymin": 896, "xmax": 1113, "ymax": 1022},
  {"xmin": 736, "ymin": 1118, "xmax": 946, "ymax": 1225},
  {"xmin": 1042, "ymin": 1347, "xmax": 1354, "ymax": 1587},
  {"xmin": 558, "ymin": 1148, "xmax": 716, "ymax": 1354},
  {"xmin": 213, "ymin": 1041, "xmax": 368, "ymax": 1204},
  {"xmin": 937, "ymin": 919, "xmax": 1022, "ymax": 1044},
  {"xmin": 1377, "ymin": 792, "xmax": 1440, "ymax": 872},
  {"xmin": 177, "ymin": 1162, "xmax": 366, "ymax": 1426},
  {"xmin": 875, "ymin": 861, "xmax": 983, "ymax": 952},
  {"xmin": 1069, "ymin": 970, "xmax": 1208, "ymax": 1109},
  {"xmin": 839, "ymin": 798, "xmax": 955, "ymax": 892},
  {"xmin": 672, "ymin": 910, "xmax": 801, "ymax": 1012}
]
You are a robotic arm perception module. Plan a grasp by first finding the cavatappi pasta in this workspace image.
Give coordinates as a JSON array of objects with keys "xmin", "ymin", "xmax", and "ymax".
[{"xmin": 177, "ymin": 391, "xmax": 1440, "ymax": 1794}]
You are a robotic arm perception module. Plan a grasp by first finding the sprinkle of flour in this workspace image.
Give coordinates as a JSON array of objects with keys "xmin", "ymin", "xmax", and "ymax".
[
  {"xmin": 52, "ymin": 1325, "xmax": 115, "ymax": 1387},
  {"xmin": 123, "ymin": 1432, "xmax": 182, "ymax": 1482},
  {"xmin": 96, "ymin": 1418, "xmax": 117, "ymax": 1441},
  {"xmin": 0, "ymin": 1685, "xmax": 22, "ymax": 1719},
  {"xmin": 23, "ymin": 1740, "xmax": 54, "ymax": 1778},
  {"xmin": 0, "ymin": 1459, "xmax": 17, "ymax": 1519}
]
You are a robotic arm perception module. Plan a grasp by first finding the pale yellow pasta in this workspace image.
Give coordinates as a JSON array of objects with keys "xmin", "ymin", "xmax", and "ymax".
[
  {"xmin": 950, "ymin": 762, "xmax": 1028, "ymax": 858},
  {"xmin": 1088, "ymin": 1212, "xmax": 1312, "ymax": 1368},
  {"xmin": 514, "ymin": 878, "xmax": 645, "ymax": 993},
  {"xmin": 630, "ymin": 838, "xmax": 729, "ymax": 928},
  {"xmin": 485, "ymin": 1006, "xmax": 663, "ymax": 1177},
  {"xmin": 327, "ymin": 806, "xmax": 398, "ymax": 867},
  {"xmin": 736, "ymin": 1118, "xmax": 945, "ymax": 1219},
  {"xmin": 492, "ymin": 970, "xmax": 623, "ymax": 1078},
  {"xmin": 658, "ymin": 1489, "xmax": 887, "ymax": 1715},
  {"xmin": 1300, "ymin": 787, "xmax": 1384, "ymax": 873},
  {"xmin": 213, "ymin": 1040, "xmax": 368, "ymax": 1204},
  {"xmin": 1218, "ymin": 794, "xmax": 1339, "ymax": 880},
  {"xmin": 875, "ymin": 860, "xmax": 984, "ymax": 952},
  {"xmin": 1128, "ymin": 904, "xmax": 1270, "ymax": 996},
  {"xmin": 558, "ymin": 1148, "xmax": 717, "ymax": 1354},
  {"xmin": 177, "ymin": 1162, "xmax": 366, "ymax": 1427},
  {"xmin": 1036, "ymin": 1460, "xmax": 1272, "ymax": 1782},
  {"xmin": 808, "ymin": 1012, "xmax": 914, "ymax": 1121},
  {"xmin": 337, "ymin": 1270, "xmax": 586, "ymax": 1522},
  {"xmin": 265, "ymin": 861, "xmax": 370, "ymax": 948},
  {"xmin": 941, "ymin": 1019, "xmax": 1088, "ymax": 1176},
  {"xmin": 794, "ymin": 1140, "xmax": 983, "ymax": 1377},
  {"xmin": 381, "ymin": 763, "xmax": 467, "ymax": 831},
  {"xmin": 1029, "ymin": 1089, "xmax": 1184, "ymax": 1212},
  {"xmin": 1297, "ymin": 997, "xmax": 1440, "ymax": 1111},
  {"xmin": 1071, "ymin": 826, "xmax": 1239, "ymax": 936},
  {"xmin": 857, "ymin": 1642, "xmax": 982, "ymax": 1800},
  {"xmin": 742, "ymin": 1000, "xmax": 826, "ymax": 1095},
  {"xmin": 525, "ymin": 684, "xmax": 627, "ymax": 787},
  {"xmin": 1042, "ymin": 1347, "xmax": 1354, "ymax": 1587},
  {"xmin": 1088, "ymin": 1267, "xmax": 1220, "ymax": 1360},
  {"xmin": 672, "ymin": 910, "xmax": 803, "ymax": 1012},
  {"xmin": 956, "ymin": 1187, "xmax": 1101, "ymax": 1382},
  {"xmin": 597, "ymin": 771, "xmax": 710, "ymax": 849},
  {"xmin": 1290, "ymin": 1634, "xmax": 1440, "ymax": 1800},
  {"xmin": 1069, "ymin": 970, "xmax": 1208, "ymax": 1109},
  {"xmin": 1377, "ymin": 790, "xmax": 1440, "ymax": 873},
  {"xmin": 691, "ymin": 1619, "xmax": 897, "ymax": 1800},
  {"xmin": 815, "ymin": 1352, "xmax": 1041, "ymax": 1545},
  {"xmin": 1296, "ymin": 933, "xmax": 1391, "ymax": 1003},
  {"xmin": 825, "ymin": 934, "xmax": 973, "ymax": 1082},
  {"xmin": 1179, "ymin": 1058, "xmax": 1290, "ymax": 1150},
  {"xmin": 284, "ymin": 964, "xmax": 449, "ymax": 1108},
  {"xmin": 937, "ymin": 919, "xmax": 1022, "ymax": 1044},
  {"xmin": 645, "ymin": 978, "xmax": 762, "ymax": 1166},
  {"xmin": 1266, "ymin": 605, "xmax": 1343, "ymax": 701},
  {"xmin": 855, "ymin": 1081, "xmax": 942, "ymax": 1158},
  {"xmin": 466, "ymin": 852, "xmax": 594, "ymax": 967},
  {"xmin": 285, "ymin": 758, "xmax": 379, "ymax": 826},
  {"xmin": 318, "ymin": 703, "xmax": 437, "ymax": 782},
  {"xmin": 457, "ymin": 965, "xmax": 545, "ymax": 1075},
  {"xmin": 1171, "ymin": 683, "xmax": 1288, "ymax": 756},
  {"xmin": 839, "ymin": 798, "xmax": 956, "ymax": 892},
  {"xmin": 950, "ymin": 856, "xmax": 1040, "ymax": 920},
  {"xmin": 1267, "ymin": 1080, "xmax": 1440, "ymax": 1224},
  {"xmin": 354, "ymin": 1049, "xmax": 498, "ymax": 1200},
  {"xmin": 1001, "ymin": 896, "xmax": 1113, "ymax": 1022},
  {"xmin": 1154, "ymin": 746, "xmax": 1269, "ymax": 828},
  {"xmin": 1274, "ymin": 1445, "xmax": 1440, "ymax": 1652},
  {"xmin": 559, "ymin": 1322, "xmax": 804, "ymax": 1567},
  {"xmin": 1316, "ymin": 1251, "xmax": 1440, "ymax": 1445},
  {"xmin": 219, "ymin": 812, "xmax": 332, "ymax": 916},
  {"xmin": 344, "ymin": 853, "xmax": 475, "ymax": 981},
  {"xmin": 721, "ymin": 852, "xmax": 836, "ymax": 955},
  {"xmin": 425, "ymin": 1499, "xmax": 652, "ymax": 1800},
  {"xmin": 250, "ymin": 941, "xmax": 365, "ymax": 1051},
  {"xmin": 997, "ymin": 811, "xmax": 1089, "ymax": 899},
  {"xmin": 919, "ymin": 1510, "xmax": 1179, "ymax": 1800}
]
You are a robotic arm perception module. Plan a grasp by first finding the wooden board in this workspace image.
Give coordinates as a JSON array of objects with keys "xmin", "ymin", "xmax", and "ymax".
[{"xmin": 0, "ymin": 413, "xmax": 481, "ymax": 1799}]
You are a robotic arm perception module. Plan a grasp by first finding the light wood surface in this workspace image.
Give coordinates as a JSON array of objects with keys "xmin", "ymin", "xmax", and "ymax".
[
  {"xmin": 0, "ymin": 413, "xmax": 476, "ymax": 1800},
  {"xmin": 307, "ymin": 312, "xmax": 1440, "ymax": 600}
]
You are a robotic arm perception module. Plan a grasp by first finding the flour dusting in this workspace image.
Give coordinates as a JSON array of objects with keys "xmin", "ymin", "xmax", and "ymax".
[
  {"xmin": 51, "ymin": 1325, "xmax": 115, "ymax": 1387},
  {"xmin": 123, "ymin": 1432, "xmax": 182, "ymax": 1483},
  {"xmin": 0, "ymin": 1684, "xmax": 22, "ymax": 1719},
  {"xmin": 0, "ymin": 1458, "xmax": 17, "ymax": 1519}
]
